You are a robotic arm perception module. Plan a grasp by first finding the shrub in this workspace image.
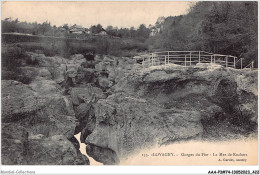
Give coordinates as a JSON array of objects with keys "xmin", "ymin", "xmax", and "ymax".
[
  {"xmin": 2, "ymin": 67, "xmax": 34, "ymax": 84},
  {"xmin": 1, "ymin": 45, "xmax": 35, "ymax": 84}
]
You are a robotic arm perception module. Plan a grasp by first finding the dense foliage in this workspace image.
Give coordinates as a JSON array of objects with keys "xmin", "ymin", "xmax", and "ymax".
[
  {"xmin": 2, "ymin": 20, "xmax": 151, "ymax": 41},
  {"xmin": 2, "ymin": 2, "xmax": 257, "ymax": 66},
  {"xmin": 147, "ymin": 1, "xmax": 258, "ymax": 67}
]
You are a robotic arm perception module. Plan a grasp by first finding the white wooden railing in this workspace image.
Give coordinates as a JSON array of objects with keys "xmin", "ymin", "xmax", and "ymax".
[{"xmin": 134, "ymin": 51, "xmax": 254, "ymax": 70}]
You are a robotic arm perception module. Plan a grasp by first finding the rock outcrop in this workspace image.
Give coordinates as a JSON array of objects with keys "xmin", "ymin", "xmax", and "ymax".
[
  {"xmin": 27, "ymin": 135, "xmax": 77, "ymax": 165},
  {"xmin": 2, "ymin": 123, "xmax": 29, "ymax": 165},
  {"xmin": 114, "ymin": 65, "xmax": 258, "ymax": 123},
  {"xmin": 86, "ymin": 143, "xmax": 120, "ymax": 165},
  {"xmin": 1, "ymin": 80, "xmax": 76, "ymax": 139},
  {"xmin": 1, "ymin": 52, "xmax": 95, "ymax": 165},
  {"xmin": 2, "ymin": 123, "xmax": 89, "ymax": 165},
  {"xmin": 84, "ymin": 64, "xmax": 257, "ymax": 163},
  {"xmin": 70, "ymin": 85, "xmax": 106, "ymax": 106},
  {"xmin": 2, "ymin": 51, "xmax": 257, "ymax": 165},
  {"xmin": 85, "ymin": 93, "xmax": 203, "ymax": 162}
]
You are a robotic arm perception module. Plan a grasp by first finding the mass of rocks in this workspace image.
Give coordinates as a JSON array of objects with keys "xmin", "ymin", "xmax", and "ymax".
[{"xmin": 2, "ymin": 51, "xmax": 257, "ymax": 165}]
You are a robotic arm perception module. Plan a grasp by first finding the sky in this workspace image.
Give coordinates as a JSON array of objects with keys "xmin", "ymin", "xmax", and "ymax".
[{"xmin": 1, "ymin": 1, "xmax": 196, "ymax": 29}]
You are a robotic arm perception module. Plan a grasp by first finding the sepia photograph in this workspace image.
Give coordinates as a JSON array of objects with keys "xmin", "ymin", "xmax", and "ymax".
[{"xmin": 0, "ymin": 1, "xmax": 259, "ymax": 174}]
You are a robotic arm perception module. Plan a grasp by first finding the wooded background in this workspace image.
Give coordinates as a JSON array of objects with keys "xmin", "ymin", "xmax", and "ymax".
[{"xmin": 2, "ymin": 1, "xmax": 258, "ymax": 67}]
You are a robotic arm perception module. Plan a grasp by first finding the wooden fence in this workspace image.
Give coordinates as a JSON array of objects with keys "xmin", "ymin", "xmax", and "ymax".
[{"xmin": 134, "ymin": 51, "xmax": 254, "ymax": 70}]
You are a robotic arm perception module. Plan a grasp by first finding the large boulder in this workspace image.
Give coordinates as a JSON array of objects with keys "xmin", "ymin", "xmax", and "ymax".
[
  {"xmin": 26, "ymin": 52, "xmax": 66, "ymax": 67},
  {"xmin": 68, "ymin": 136, "xmax": 90, "ymax": 165},
  {"xmin": 1, "ymin": 80, "xmax": 76, "ymax": 139},
  {"xmin": 1, "ymin": 80, "xmax": 40, "ymax": 122},
  {"xmin": 85, "ymin": 93, "xmax": 203, "ymax": 161},
  {"xmin": 19, "ymin": 67, "xmax": 52, "ymax": 81},
  {"xmin": 114, "ymin": 66, "xmax": 258, "ymax": 122},
  {"xmin": 70, "ymin": 85, "xmax": 106, "ymax": 106},
  {"xmin": 234, "ymin": 70, "xmax": 258, "ymax": 123},
  {"xmin": 36, "ymin": 68, "xmax": 52, "ymax": 80},
  {"xmin": 49, "ymin": 64, "xmax": 67, "ymax": 84},
  {"xmin": 2, "ymin": 124, "xmax": 89, "ymax": 165},
  {"xmin": 24, "ymin": 53, "xmax": 90, "ymax": 85},
  {"xmin": 25, "ymin": 95, "xmax": 76, "ymax": 139},
  {"xmin": 65, "ymin": 54, "xmax": 87, "ymax": 83},
  {"xmin": 98, "ymin": 77, "xmax": 113, "ymax": 89},
  {"xmin": 94, "ymin": 56, "xmax": 133, "ymax": 86},
  {"xmin": 27, "ymin": 135, "xmax": 81, "ymax": 165},
  {"xmin": 1, "ymin": 123, "xmax": 29, "ymax": 165},
  {"xmin": 70, "ymin": 54, "xmax": 86, "ymax": 65},
  {"xmin": 27, "ymin": 135, "xmax": 76, "ymax": 165},
  {"xmin": 74, "ymin": 103, "xmax": 96, "ymax": 136},
  {"xmin": 29, "ymin": 80, "xmax": 62, "ymax": 95},
  {"xmin": 83, "ymin": 66, "xmax": 257, "ymax": 162},
  {"xmin": 86, "ymin": 143, "xmax": 120, "ymax": 165}
]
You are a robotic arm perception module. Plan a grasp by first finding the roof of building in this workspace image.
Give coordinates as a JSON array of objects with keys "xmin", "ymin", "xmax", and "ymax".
[
  {"xmin": 70, "ymin": 24, "xmax": 84, "ymax": 29},
  {"xmin": 58, "ymin": 27, "xmax": 67, "ymax": 31},
  {"xmin": 69, "ymin": 25, "xmax": 86, "ymax": 32}
]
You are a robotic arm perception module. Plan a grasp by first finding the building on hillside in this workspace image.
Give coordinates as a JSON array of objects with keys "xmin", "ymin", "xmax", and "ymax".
[
  {"xmin": 94, "ymin": 28, "xmax": 109, "ymax": 36},
  {"xmin": 85, "ymin": 28, "xmax": 91, "ymax": 34},
  {"xmin": 69, "ymin": 25, "xmax": 86, "ymax": 34}
]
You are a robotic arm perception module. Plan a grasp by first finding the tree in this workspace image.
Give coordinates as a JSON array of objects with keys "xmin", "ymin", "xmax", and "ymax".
[
  {"xmin": 90, "ymin": 24, "xmax": 103, "ymax": 34},
  {"xmin": 148, "ymin": 2, "xmax": 257, "ymax": 66},
  {"xmin": 129, "ymin": 27, "xmax": 136, "ymax": 38},
  {"xmin": 155, "ymin": 16, "xmax": 165, "ymax": 33},
  {"xmin": 106, "ymin": 25, "xmax": 116, "ymax": 36},
  {"xmin": 136, "ymin": 24, "xmax": 150, "ymax": 41},
  {"xmin": 106, "ymin": 25, "xmax": 114, "ymax": 31},
  {"xmin": 39, "ymin": 21, "xmax": 52, "ymax": 35}
]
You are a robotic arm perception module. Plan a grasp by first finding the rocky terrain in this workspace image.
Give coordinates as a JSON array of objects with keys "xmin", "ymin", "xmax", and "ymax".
[
  {"xmin": 85, "ymin": 64, "xmax": 258, "ymax": 162},
  {"xmin": 1, "ymin": 50, "xmax": 258, "ymax": 165}
]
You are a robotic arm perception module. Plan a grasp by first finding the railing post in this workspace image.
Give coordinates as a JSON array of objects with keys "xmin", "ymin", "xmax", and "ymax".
[
  {"xmin": 225, "ymin": 56, "xmax": 228, "ymax": 67},
  {"xmin": 168, "ymin": 52, "xmax": 169, "ymax": 64},
  {"xmin": 233, "ymin": 57, "xmax": 236, "ymax": 68},
  {"xmin": 189, "ymin": 52, "xmax": 192, "ymax": 66},
  {"xmin": 241, "ymin": 58, "xmax": 243, "ymax": 69},
  {"xmin": 214, "ymin": 55, "xmax": 216, "ymax": 63},
  {"xmin": 198, "ymin": 51, "xmax": 200, "ymax": 63},
  {"xmin": 185, "ymin": 55, "xmax": 187, "ymax": 67},
  {"xmin": 211, "ymin": 55, "xmax": 213, "ymax": 64},
  {"xmin": 252, "ymin": 61, "xmax": 254, "ymax": 69},
  {"xmin": 165, "ymin": 56, "xmax": 167, "ymax": 69}
]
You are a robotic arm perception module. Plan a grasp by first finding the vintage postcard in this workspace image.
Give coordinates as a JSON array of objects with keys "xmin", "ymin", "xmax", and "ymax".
[{"xmin": 1, "ymin": 1, "xmax": 259, "ymax": 174}]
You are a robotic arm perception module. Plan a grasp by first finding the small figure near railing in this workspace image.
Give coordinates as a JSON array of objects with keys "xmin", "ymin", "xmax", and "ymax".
[{"xmin": 133, "ymin": 51, "xmax": 255, "ymax": 70}]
